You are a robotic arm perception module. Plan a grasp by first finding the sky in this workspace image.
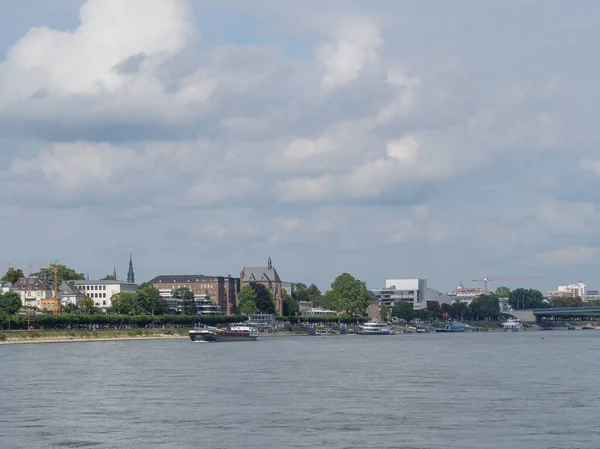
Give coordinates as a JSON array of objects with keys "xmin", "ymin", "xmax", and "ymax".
[{"xmin": 1, "ymin": 0, "xmax": 599, "ymax": 293}]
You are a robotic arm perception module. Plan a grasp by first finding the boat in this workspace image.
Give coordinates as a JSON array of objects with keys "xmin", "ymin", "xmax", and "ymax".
[
  {"xmin": 436, "ymin": 322, "xmax": 466, "ymax": 333},
  {"xmin": 314, "ymin": 326, "xmax": 330, "ymax": 336},
  {"xmin": 502, "ymin": 318, "xmax": 524, "ymax": 332},
  {"xmin": 582, "ymin": 324, "xmax": 596, "ymax": 330},
  {"xmin": 358, "ymin": 321, "xmax": 394, "ymax": 335},
  {"xmin": 189, "ymin": 324, "xmax": 259, "ymax": 342}
]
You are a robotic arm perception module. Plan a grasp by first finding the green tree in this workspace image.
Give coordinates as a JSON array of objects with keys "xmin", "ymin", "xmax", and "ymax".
[
  {"xmin": 111, "ymin": 292, "xmax": 137, "ymax": 315},
  {"xmin": 509, "ymin": 288, "xmax": 545, "ymax": 310},
  {"xmin": 379, "ymin": 304, "xmax": 389, "ymax": 322},
  {"xmin": 0, "ymin": 292, "xmax": 22, "ymax": 315},
  {"xmin": 101, "ymin": 274, "xmax": 116, "ymax": 281},
  {"xmin": 391, "ymin": 302, "xmax": 414, "ymax": 322},
  {"xmin": 325, "ymin": 273, "xmax": 371, "ymax": 316},
  {"xmin": 293, "ymin": 289, "xmax": 310, "ymax": 303},
  {"xmin": 251, "ymin": 283, "xmax": 276, "ymax": 314},
  {"xmin": 450, "ymin": 301, "xmax": 471, "ymax": 321},
  {"xmin": 283, "ymin": 291, "xmax": 299, "ymax": 316},
  {"xmin": 79, "ymin": 297, "xmax": 96, "ymax": 314},
  {"xmin": 31, "ymin": 264, "xmax": 85, "ymax": 284},
  {"xmin": 305, "ymin": 284, "xmax": 322, "ymax": 302},
  {"xmin": 495, "ymin": 286, "xmax": 511, "ymax": 298},
  {"xmin": 174, "ymin": 287, "xmax": 196, "ymax": 315},
  {"xmin": 294, "ymin": 283, "xmax": 308, "ymax": 291},
  {"xmin": 469, "ymin": 294, "xmax": 501, "ymax": 321},
  {"xmin": 550, "ymin": 296, "xmax": 584, "ymax": 308},
  {"xmin": 1, "ymin": 268, "xmax": 24, "ymax": 284},
  {"xmin": 135, "ymin": 283, "xmax": 163, "ymax": 315},
  {"xmin": 238, "ymin": 286, "xmax": 259, "ymax": 315},
  {"xmin": 426, "ymin": 301, "xmax": 442, "ymax": 321}
]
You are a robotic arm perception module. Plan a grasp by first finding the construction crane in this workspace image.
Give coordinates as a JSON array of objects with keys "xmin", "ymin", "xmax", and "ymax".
[
  {"xmin": 1, "ymin": 265, "xmax": 60, "ymax": 314},
  {"xmin": 472, "ymin": 276, "xmax": 542, "ymax": 294}
]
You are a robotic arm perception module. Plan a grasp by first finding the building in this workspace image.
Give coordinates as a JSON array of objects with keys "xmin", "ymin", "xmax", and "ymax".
[
  {"xmin": 59, "ymin": 281, "xmax": 85, "ymax": 307},
  {"xmin": 149, "ymin": 274, "xmax": 240, "ymax": 315},
  {"xmin": 0, "ymin": 281, "xmax": 12, "ymax": 295},
  {"xmin": 127, "ymin": 255, "xmax": 135, "ymax": 283},
  {"xmin": 448, "ymin": 283, "xmax": 483, "ymax": 300},
  {"xmin": 298, "ymin": 301, "xmax": 337, "ymax": 317},
  {"xmin": 163, "ymin": 294, "xmax": 222, "ymax": 316},
  {"xmin": 582, "ymin": 290, "xmax": 600, "ymax": 302},
  {"xmin": 371, "ymin": 278, "xmax": 428, "ymax": 311},
  {"xmin": 72, "ymin": 280, "xmax": 138, "ymax": 311},
  {"xmin": 13, "ymin": 277, "xmax": 54, "ymax": 311},
  {"xmin": 248, "ymin": 313, "xmax": 275, "ymax": 330},
  {"xmin": 240, "ymin": 257, "xmax": 284, "ymax": 315},
  {"xmin": 555, "ymin": 282, "xmax": 587, "ymax": 298}
]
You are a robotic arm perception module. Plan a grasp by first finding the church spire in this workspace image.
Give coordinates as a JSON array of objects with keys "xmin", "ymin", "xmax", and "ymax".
[
  {"xmin": 113, "ymin": 266, "xmax": 117, "ymax": 281},
  {"xmin": 127, "ymin": 255, "xmax": 135, "ymax": 283},
  {"xmin": 268, "ymin": 256, "xmax": 272, "ymax": 270}
]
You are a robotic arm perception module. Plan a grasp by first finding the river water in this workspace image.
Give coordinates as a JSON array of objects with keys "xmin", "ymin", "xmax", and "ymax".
[{"xmin": 1, "ymin": 331, "xmax": 599, "ymax": 448}]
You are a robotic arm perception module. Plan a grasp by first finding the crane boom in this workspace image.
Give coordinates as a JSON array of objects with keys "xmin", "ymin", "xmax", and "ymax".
[{"xmin": 472, "ymin": 276, "xmax": 542, "ymax": 294}]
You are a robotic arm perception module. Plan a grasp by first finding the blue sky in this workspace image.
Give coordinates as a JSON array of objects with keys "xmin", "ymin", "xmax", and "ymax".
[{"xmin": 1, "ymin": 0, "xmax": 599, "ymax": 294}]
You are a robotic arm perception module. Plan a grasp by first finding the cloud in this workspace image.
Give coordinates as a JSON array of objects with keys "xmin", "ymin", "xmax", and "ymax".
[
  {"xmin": 533, "ymin": 245, "xmax": 599, "ymax": 267},
  {"xmin": 581, "ymin": 157, "xmax": 600, "ymax": 175},
  {"xmin": 316, "ymin": 21, "xmax": 382, "ymax": 91}
]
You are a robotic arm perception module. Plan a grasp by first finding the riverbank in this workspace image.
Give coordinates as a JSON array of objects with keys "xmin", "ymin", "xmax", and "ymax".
[{"xmin": 0, "ymin": 328, "xmax": 314, "ymax": 345}]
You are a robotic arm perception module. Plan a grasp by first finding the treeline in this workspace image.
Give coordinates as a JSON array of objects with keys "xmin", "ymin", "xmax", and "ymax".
[
  {"xmin": 0, "ymin": 314, "xmax": 248, "ymax": 330},
  {"xmin": 282, "ymin": 315, "xmax": 369, "ymax": 324},
  {"xmin": 391, "ymin": 296, "xmax": 504, "ymax": 322}
]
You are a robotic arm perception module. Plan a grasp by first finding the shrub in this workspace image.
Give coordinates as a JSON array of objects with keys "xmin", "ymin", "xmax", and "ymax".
[{"xmin": 0, "ymin": 332, "xmax": 6, "ymax": 341}]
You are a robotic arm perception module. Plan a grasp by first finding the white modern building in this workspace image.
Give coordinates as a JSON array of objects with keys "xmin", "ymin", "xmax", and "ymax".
[
  {"xmin": 547, "ymin": 282, "xmax": 588, "ymax": 298},
  {"xmin": 371, "ymin": 278, "xmax": 454, "ymax": 312},
  {"xmin": 72, "ymin": 280, "xmax": 138, "ymax": 311}
]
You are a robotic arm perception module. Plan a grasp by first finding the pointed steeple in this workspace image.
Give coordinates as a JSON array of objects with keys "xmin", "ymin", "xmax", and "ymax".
[
  {"xmin": 268, "ymin": 256, "xmax": 272, "ymax": 270},
  {"xmin": 113, "ymin": 267, "xmax": 117, "ymax": 281},
  {"xmin": 127, "ymin": 255, "xmax": 135, "ymax": 283}
]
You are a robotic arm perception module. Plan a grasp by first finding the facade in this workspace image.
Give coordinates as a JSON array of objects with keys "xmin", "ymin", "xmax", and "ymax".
[
  {"xmin": 72, "ymin": 280, "xmax": 138, "ymax": 311},
  {"xmin": 149, "ymin": 274, "xmax": 240, "ymax": 315},
  {"xmin": 298, "ymin": 301, "xmax": 337, "ymax": 317},
  {"xmin": 164, "ymin": 294, "xmax": 222, "ymax": 316},
  {"xmin": 281, "ymin": 281, "xmax": 295, "ymax": 297},
  {"xmin": 13, "ymin": 277, "xmax": 54, "ymax": 310},
  {"xmin": 555, "ymin": 282, "xmax": 587, "ymax": 298},
  {"xmin": 240, "ymin": 257, "xmax": 284, "ymax": 315},
  {"xmin": 59, "ymin": 281, "xmax": 85, "ymax": 307},
  {"xmin": 448, "ymin": 283, "xmax": 483, "ymax": 300},
  {"xmin": 0, "ymin": 281, "xmax": 12, "ymax": 295},
  {"xmin": 372, "ymin": 278, "xmax": 428, "ymax": 311},
  {"xmin": 248, "ymin": 313, "xmax": 275, "ymax": 330}
]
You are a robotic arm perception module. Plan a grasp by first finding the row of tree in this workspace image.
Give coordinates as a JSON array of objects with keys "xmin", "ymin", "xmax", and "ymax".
[{"xmin": 390, "ymin": 295, "xmax": 503, "ymax": 323}]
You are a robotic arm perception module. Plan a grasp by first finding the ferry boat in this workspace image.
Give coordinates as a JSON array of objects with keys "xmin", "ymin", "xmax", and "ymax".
[
  {"xmin": 314, "ymin": 326, "xmax": 330, "ymax": 336},
  {"xmin": 436, "ymin": 322, "xmax": 466, "ymax": 333},
  {"xmin": 502, "ymin": 318, "xmax": 524, "ymax": 332},
  {"xmin": 358, "ymin": 321, "xmax": 394, "ymax": 335},
  {"xmin": 189, "ymin": 324, "xmax": 259, "ymax": 342}
]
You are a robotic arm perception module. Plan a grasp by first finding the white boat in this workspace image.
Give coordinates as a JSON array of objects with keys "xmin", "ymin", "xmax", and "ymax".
[
  {"xmin": 189, "ymin": 324, "xmax": 259, "ymax": 342},
  {"xmin": 502, "ymin": 318, "xmax": 524, "ymax": 332},
  {"xmin": 314, "ymin": 326, "xmax": 330, "ymax": 336},
  {"xmin": 358, "ymin": 321, "xmax": 394, "ymax": 335}
]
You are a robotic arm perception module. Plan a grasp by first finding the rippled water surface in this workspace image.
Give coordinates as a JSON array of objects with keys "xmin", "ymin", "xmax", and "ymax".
[{"xmin": 2, "ymin": 331, "xmax": 600, "ymax": 448}]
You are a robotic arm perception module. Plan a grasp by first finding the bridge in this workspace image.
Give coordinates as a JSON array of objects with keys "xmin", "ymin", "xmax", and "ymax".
[{"xmin": 530, "ymin": 307, "xmax": 600, "ymax": 323}]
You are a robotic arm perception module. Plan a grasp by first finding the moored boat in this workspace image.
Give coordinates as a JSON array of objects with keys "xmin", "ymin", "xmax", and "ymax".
[
  {"xmin": 436, "ymin": 322, "xmax": 466, "ymax": 333},
  {"xmin": 358, "ymin": 321, "xmax": 394, "ymax": 335},
  {"xmin": 314, "ymin": 326, "xmax": 330, "ymax": 336},
  {"xmin": 502, "ymin": 318, "xmax": 524, "ymax": 332},
  {"xmin": 189, "ymin": 324, "xmax": 259, "ymax": 342}
]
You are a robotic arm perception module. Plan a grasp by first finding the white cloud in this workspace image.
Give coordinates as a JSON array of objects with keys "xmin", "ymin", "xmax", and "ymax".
[
  {"xmin": 533, "ymin": 245, "xmax": 599, "ymax": 267},
  {"xmin": 386, "ymin": 205, "xmax": 447, "ymax": 244},
  {"xmin": 581, "ymin": 157, "xmax": 600, "ymax": 175},
  {"xmin": 316, "ymin": 21, "xmax": 382, "ymax": 91}
]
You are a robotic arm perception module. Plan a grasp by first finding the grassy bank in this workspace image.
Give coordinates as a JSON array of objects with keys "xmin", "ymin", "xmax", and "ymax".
[{"xmin": 0, "ymin": 328, "xmax": 191, "ymax": 344}]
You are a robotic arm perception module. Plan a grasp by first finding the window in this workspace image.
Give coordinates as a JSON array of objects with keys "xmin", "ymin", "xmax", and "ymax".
[
  {"xmin": 102, "ymin": 301, "xmax": 106, "ymax": 306},
  {"xmin": 103, "ymin": 286, "xmax": 106, "ymax": 291}
]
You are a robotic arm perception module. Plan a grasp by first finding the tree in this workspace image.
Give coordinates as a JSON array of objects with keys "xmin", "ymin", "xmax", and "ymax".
[
  {"xmin": 31, "ymin": 264, "xmax": 85, "ymax": 284},
  {"xmin": 293, "ymin": 289, "xmax": 310, "ymax": 303},
  {"xmin": 469, "ymin": 294, "xmax": 501, "ymax": 321},
  {"xmin": 450, "ymin": 301, "xmax": 471, "ymax": 321},
  {"xmin": 135, "ymin": 283, "xmax": 163, "ymax": 315},
  {"xmin": 509, "ymin": 288, "xmax": 545, "ymax": 310},
  {"xmin": 550, "ymin": 296, "xmax": 584, "ymax": 308},
  {"xmin": 391, "ymin": 302, "xmax": 414, "ymax": 322},
  {"xmin": 101, "ymin": 274, "xmax": 116, "ymax": 281},
  {"xmin": 174, "ymin": 287, "xmax": 196, "ymax": 315},
  {"xmin": 111, "ymin": 292, "xmax": 137, "ymax": 315},
  {"xmin": 305, "ymin": 284, "xmax": 322, "ymax": 302},
  {"xmin": 1, "ymin": 268, "xmax": 24, "ymax": 284},
  {"xmin": 426, "ymin": 301, "xmax": 442, "ymax": 321},
  {"xmin": 283, "ymin": 291, "xmax": 299, "ymax": 316},
  {"xmin": 294, "ymin": 283, "xmax": 308, "ymax": 291},
  {"xmin": 251, "ymin": 283, "xmax": 276, "ymax": 314},
  {"xmin": 238, "ymin": 286, "xmax": 259, "ymax": 315},
  {"xmin": 379, "ymin": 304, "xmax": 389, "ymax": 322},
  {"xmin": 495, "ymin": 286, "xmax": 511, "ymax": 298},
  {"xmin": 325, "ymin": 273, "xmax": 371, "ymax": 316},
  {"xmin": 0, "ymin": 292, "xmax": 22, "ymax": 315},
  {"xmin": 79, "ymin": 297, "xmax": 96, "ymax": 314}
]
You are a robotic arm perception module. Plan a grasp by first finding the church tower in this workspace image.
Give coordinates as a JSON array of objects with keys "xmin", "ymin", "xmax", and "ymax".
[{"xmin": 127, "ymin": 255, "xmax": 135, "ymax": 283}]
